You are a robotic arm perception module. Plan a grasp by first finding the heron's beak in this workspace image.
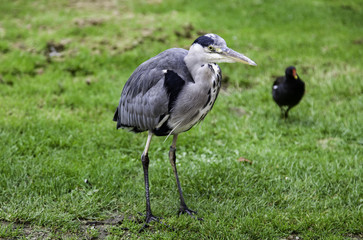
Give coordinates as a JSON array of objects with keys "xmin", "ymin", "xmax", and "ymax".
[{"xmin": 221, "ymin": 47, "xmax": 257, "ymax": 66}]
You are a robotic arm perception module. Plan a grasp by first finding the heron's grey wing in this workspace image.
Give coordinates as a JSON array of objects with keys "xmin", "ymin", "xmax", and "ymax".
[
  {"xmin": 114, "ymin": 48, "xmax": 192, "ymax": 132},
  {"xmin": 115, "ymin": 65, "xmax": 168, "ymax": 132}
]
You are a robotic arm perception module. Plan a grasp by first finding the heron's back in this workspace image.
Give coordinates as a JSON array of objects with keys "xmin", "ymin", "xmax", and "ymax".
[{"xmin": 113, "ymin": 48, "xmax": 194, "ymax": 133}]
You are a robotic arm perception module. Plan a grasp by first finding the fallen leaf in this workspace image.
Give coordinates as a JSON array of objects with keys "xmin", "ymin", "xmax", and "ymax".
[{"xmin": 237, "ymin": 157, "xmax": 252, "ymax": 164}]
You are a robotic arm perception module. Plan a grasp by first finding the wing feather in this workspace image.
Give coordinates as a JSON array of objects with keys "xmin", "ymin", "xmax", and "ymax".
[{"xmin": 114, "ymin": 48, "xmax": 193, "ymax": 132}]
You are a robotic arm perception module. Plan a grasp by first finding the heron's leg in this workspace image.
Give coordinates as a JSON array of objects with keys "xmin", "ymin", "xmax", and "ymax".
[
  {"xmin": 141, "ymin": 131, "xmax": 158, "ymax": 225},
  {"xmin": 169, "ymin": 134, "xmax": 197, "ymax": 217}
]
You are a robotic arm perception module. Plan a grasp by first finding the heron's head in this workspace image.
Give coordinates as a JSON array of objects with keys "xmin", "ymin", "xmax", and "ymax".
[
  {"xmin": 285, "ymin": 66, "xmax": 298, "ymax": 80},
  {"xmin": 189, "ymin": 33, "xmax": 257, "ymax": 66}
]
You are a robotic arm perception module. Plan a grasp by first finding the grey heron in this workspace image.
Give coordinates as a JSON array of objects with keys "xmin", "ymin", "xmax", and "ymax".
[
  {"xmin": 272, "ymin": 66, "xmax": 305, "ymax": 118},
  {"xmin": 113, "ymin": 33, "xmax": 256, "ymax": 227}
]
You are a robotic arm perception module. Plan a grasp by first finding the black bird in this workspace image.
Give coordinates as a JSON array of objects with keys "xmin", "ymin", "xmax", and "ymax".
[{"xmin": 272, "ymin": 66, "xmax": 305, "ymax": 118}]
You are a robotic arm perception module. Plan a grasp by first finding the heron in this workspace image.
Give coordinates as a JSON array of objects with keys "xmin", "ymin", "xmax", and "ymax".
[
  {"xmin": 272, "ymin": 66, "xmax": 305, "ymax": 118},
  {"xmin": 113, "ymin": 33, "xmax": 257, "ymax": 227}
]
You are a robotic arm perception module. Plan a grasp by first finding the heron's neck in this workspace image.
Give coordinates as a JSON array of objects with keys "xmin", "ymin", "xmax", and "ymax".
[
  {"xmin": 184, "ymin": 44, "xmax": 210, "ymax": 79},
  {"xmin": 184, "ymin": 57, "xmax": 199, "ymax": 78},
  {"xmin": 184, "ymin": 51, "xmax": 213, "ymax": 81}
]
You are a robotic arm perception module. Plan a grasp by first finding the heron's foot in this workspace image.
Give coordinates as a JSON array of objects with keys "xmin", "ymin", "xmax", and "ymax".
[
  {"xmin": 138, "ymin": 213, "xmax": 159, "ymax": 232},
  {"xmin": 145, "ymin": 213, "xmax": 159, "ymax": 224},
  {"xmin": 179, "ymin": 207, "xmax": 203, "ymax": 221},
  {"xmin": 138, "ymin": 213, "xmax": 173, "ymax": 232}
]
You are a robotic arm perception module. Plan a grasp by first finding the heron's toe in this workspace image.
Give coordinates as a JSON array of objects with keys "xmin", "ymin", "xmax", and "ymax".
[
  {"xmin": 139, "ymin": 213, "xmax": 174, "ymax": 232},
  {"xmin": 179, "ymin": 207, "xmax": 203, "ymax": 221}
]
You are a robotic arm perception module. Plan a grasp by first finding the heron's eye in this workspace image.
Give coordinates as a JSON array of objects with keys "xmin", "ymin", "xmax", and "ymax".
[{"xmin": 208, "ymin": 45, "xmax": 214, "ymax": 51}]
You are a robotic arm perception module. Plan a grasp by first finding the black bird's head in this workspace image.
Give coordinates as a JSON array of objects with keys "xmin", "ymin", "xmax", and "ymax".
[{"xmin": 286, "ymin": 66, "xmax": 298, "ymax": 80}]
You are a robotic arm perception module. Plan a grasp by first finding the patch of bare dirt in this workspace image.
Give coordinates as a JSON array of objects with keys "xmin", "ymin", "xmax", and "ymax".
[
  {"xmin": 119, "ymin": 27, "xmax": 167, "ymax": 53},
  {"xmin": 146, "ymin": 0, "xmax": 163, "ymax": 3},
  {"xmin": 44, "ymin": 39, "xmax": 72, "ymax": 61},
  {"xmin": 0, "ymin": 215, "xmax": 135, "ymax": 239},
  {"xmin": 317, "ymin": 137, "xmax": 343, "ymax": 150},
  {"xmin": 346, "ymin": 233, "xmax": 363, "ymax": 240},
  {"xmin": 74, "ymin": 18, "xmax": 106, "ymax": 27},
  {"xmin": 352, "ymin": 39, "xmax": 363, "ymax": 45},
  {"xmin": 174, "ymin": 23, "xmax": 195, "ymax": 39},
  {"xmin": 78, "ymin": 216, "xmax": 126, "ymax": 239},
  {"xmin": 68, "ymin": 0, "xmax": 120, "ymax": 11},
  {"xmin": 1, "ymin": 221, "xmax": 54, "ymax": 240},
  {"xmin": 0, "ymin": 76, "xmax": 14, "ymax": 86},
  {"xmin": 281, "ymin": 234, "xmax": 301, "ymax": 240},
  {"xmin": 230, "ymin": 107, "xmax": 248, "ymax": 117}
]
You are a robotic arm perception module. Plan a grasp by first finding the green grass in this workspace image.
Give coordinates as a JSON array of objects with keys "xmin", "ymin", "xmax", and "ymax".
[{"xmin": 0, "ymin": 0, "xmax": 362, "ymax": 239}]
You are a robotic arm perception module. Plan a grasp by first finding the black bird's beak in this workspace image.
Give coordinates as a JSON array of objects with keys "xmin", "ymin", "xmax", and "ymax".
[{"xmin": 293, "ymin": 69, "xmax": 298, "ymax": 79}]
